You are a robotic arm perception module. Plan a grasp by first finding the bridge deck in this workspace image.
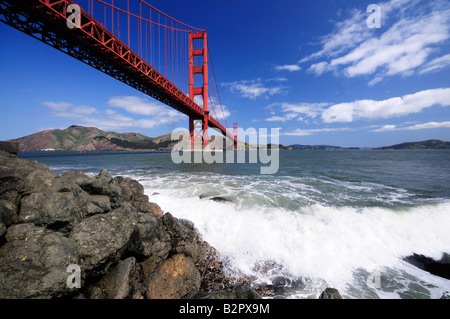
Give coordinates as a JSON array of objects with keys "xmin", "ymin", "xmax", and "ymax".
[{"xmin": 0, "ymin": 0, "xmax": 232, "ymax": 140}]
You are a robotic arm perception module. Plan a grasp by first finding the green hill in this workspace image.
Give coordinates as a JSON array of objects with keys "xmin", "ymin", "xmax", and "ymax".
[
  {"xmin": 376, "ymin": 139, "xmax": 450, "ymax": 150},
  {"xmin": 8, "ymin": 125, "xmax": 179, "ymax": 151}
]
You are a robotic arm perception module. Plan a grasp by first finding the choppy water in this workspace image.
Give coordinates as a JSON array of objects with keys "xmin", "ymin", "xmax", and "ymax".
[{"xmin": 20, "ymin": 149, "xmax": 450, "ymax": 299}]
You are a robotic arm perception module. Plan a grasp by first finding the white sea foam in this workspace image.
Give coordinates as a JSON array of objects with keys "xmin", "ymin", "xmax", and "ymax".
[{"xmin": 132, "ymin": 172, "xmax": 450, "ymax": 298}]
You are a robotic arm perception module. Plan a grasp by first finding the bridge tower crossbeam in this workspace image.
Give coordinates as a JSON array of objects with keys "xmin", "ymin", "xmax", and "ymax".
[{"xmin": 189, "ymin": 31, "xmax": 209, "ymax": 148}]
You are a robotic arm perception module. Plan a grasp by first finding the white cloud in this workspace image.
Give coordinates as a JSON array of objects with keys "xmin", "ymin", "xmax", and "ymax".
[
  {"xmin": 368, "ymin": 76, "xmax": 384, "ymax": 86},
  {"xmin": 108, "ymin": 96, "xmax": 165, "ymax": 116},
  {"xmin": 284, "ymin": 127, "xmax": 352, "ymax": 136},
  {"xmin": 222, "ymin": 79, "xmax": 286, "ymax": 99},
  {"xmin": 211, "ymin": 103, "xmax": 231, "ymax": 121},
  {"xmin": 42, "ymin": 101, "xmax": 72, "ymax": 112},
  {"xmin": 275, "ymin": 64, "xmax": 302, "ymax": 72},
  {"xmin": 72, "ymin": 105, "xmax": 98, "ymax": 115},
  {"xmin": 265, "ymin": 102, "xmax": 329, "ymax": 122},
  {"xmin": 267, "ymin": 77, "xmax": 288, "ymax": 82},
  {"xmin": 308, "ymin": 62, "xmax": 329, "ymax": 76},
  {"xmin": 419, "ymin": 54, "xmax": 450, "ymax": 74},
  {"xmin": 373, "ymin": 121, "xmax": 450, "ymax": 132},
  {"xmin": 43, "ymin": 96, "xmax": 187, "ymax": 131},
  {"xmin": 302, "ymin": 0, "xmax": 450, "ymax": 82},
  {"xmin": 322, "ymin": 88, "xmax": 450, "ymax": 123}
]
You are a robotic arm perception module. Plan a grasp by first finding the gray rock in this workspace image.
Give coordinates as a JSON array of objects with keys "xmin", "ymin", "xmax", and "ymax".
[
  {"xmin": 69, "ymin": 203, "xmax": 138, "ymax": 275},
  {"xmin": 318, "ymin": 287, "xmax": 343, "ymax": 299},
  {"xmin": 0, "ymin": 151, "xmax": 57, "ymax": 197},
  {"xmin": 0, "ymin": 222, "xmax": 6, "ymax": 238},
  {"xmin": 404, "ymin": 253, "xmax": 450, "ymax": 280},
  {"xmin": 162, "ymin": 212, "xmax": 202, "ymax": 243},
  {"xmin": 0, "ymin": 200, "xmax": 19, "ymax": 228},
  {"xmin": 60, "ymin": 170, "xmax": 91, "ymax": 185},
  {"xmin": 128, "ymin": 212, "xmax": 171, "ymax": 259},
  {"xmin": 114, "ymin": 176, "xmax": 163, "ymax": 217},
  {"xmin": 210, "ymin": 196, "xmax": 232, "ymax": 203},
  {"xmin": 0, "ymin": 142, "xmax": 19, "ymax": 155},
  {"xmin": 77, "ymin": 169, "xmax": 122, "ymax": 207},
  {"xmin": 0, "ymin": 223, "xmax": 79, "ymax": 298},
  {"xmin": 19, "ymin": 192, "xmax": 82, "ymax": 232},
  {"xmin": 91, "ymin": 257, "xmax": 137, "ymax": 299},
  {"xmin": 183, "ymin": 282, "xmax": 261, "ymax": 299}
]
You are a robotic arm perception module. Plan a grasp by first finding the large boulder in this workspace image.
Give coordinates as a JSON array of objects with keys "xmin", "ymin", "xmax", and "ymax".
[
  {"xmin": 88, "ymin": 257, "xmax": 137, "ymax": 299},
  {"xmin": 404, "ymin": 253, "xmax": 450, "ymax": 280},
  {"xmin": 19, "ymin": 192, "xmax": 82, "ymax": 233},
  {"xmin": 114, "ymin": 176, "xmax": 163, "ymax": 217},
  {"xmin": 68, "ymin": 203, "xmax": 138, "ymax": 276},
  {"xmin": 0, "ymin": 200, "xmax": 20, "ymax": 229},
  {"xmin": 0, "ymin": 223, "xmax": 79, "ymax": 298},
  {"xmin": 128, "ymin": 212, "xmax": 171, "ymax": 259},
  {"xmin": 75, "ymin": 169, "xmax": 122, "ymax": 207},
  {"xmin": 162, "ymin": 212, "xmax": 229, "ymax": 292},
  {"xmin": 144, "ymin": 254, "xmax": 201, "ymax": 299},
  {"xmin": 183, "ymin": 282, "xmax": 261, "ymax": 299},
  {"xmin": 0, "ymin": 150, "xmax": 57, "ymax": 198},
  {"xmin": 318, "ymin": 287, "xmax": 343, "ymax": 299}
]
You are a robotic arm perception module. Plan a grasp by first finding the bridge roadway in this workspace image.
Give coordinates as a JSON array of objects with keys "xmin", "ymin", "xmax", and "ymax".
[{"xmin": 0, "ymin": 0, "xmax": 234, "ymax": 144}]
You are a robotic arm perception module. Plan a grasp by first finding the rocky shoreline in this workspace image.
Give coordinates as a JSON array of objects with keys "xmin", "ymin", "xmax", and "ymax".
[{"xmin": 0, "ymin": 150, "xmax": 260, "ymax": 299}]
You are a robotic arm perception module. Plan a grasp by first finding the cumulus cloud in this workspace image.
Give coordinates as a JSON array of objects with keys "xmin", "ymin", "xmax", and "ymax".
[
  {"xmin": 222, "ymin": 79, "xmax": 287, "ymax": 99},
  {"xmin": 266, "ymin": 102, "xmax": 329, "ymax": 122},
  {"xmin": 301, "ymin": 0, "xmax": 450, "ymax": 83},
  {"xmin": 42, "ymin": 96, "xmax": 186, "ymax": 131},
  {"xmin": 275, "ymin": 64, "xmax": 302, "ymax": 72},
  {"xmin": 284, "ymin": 127, "xmax": 352, "ymax": 136},
  {"xmin": 322, "ymin": 88, "xmax": 450, "ymax": 123},
  {"xmin": 42, "ymin": 101, "xmax": 72, "ymax": 112},
  {"xmin": 373, "ymin": 121, "xmax": 450, "ymax": 132}
]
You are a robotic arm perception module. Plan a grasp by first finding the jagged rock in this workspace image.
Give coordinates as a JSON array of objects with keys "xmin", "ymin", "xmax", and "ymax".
[
  {"xmin": 0, "ymin": 200, "xmax": 20, "ymax": 228},
  {"xmin": 68, "ymin": 203, "xmax": 138, "ymax": 276},
  {"xmin": 404, "ymin": 253, "xmax": 450, "ymax": 280},
  {"xmin": 183, "ymin": 282, "xmax": 261, "ymax": 299},
  {"xmin": 162, "ymin": 212, "xmax": 230, "ymax": 292},
  {"xmin": 89, "ymin": 257, "xmax": 137, "ymax": 299},
  {"xmin": 0, "ymin": 223, "xmax": 79, "ymax": 298},
  {"xmin": 48, "ymin": 176, "xmax": 112, "ymax": 219},
  {"xmin": 0, "ymin": 222, "xmax": 6, "ymax": 238},
  {"xmin": 0, "ymin": 151, "xmax": 255, "ymax": 299},
  {"xmin": 77, "ymin": 169, "xmax": 122, "ymax": 207},
  {"xmin": 19, "ymin": 192, "xmax": 82, "ymax": 233},
  {"xmin": 0, "ymin": 150, "xmax": 57, "ymax": 197},
  {"xmin": 210, "ymin": 196, "xmax": 232, "ymax": 203},
  {"xmin": 0, "ymin": 141, "xmax": 19, "ymax": 155},
  {"xmin": 144, "ymin": 254, "xmax": 201, "ymax": 299},
  {"xmin": 128, "ymin": 212, "xmax": 171, "ymax": 258},
  {"xmin": 60, "ymin": 170, "xmax": 91, "ymax": 185},
  {"xmin": 114, "ymin": 176, "xmax": 144, "ymax": 202},
  {"xmin": 114, "ymin": 176, "xmax": 163, "ymax": 217},
  {"xmin": 318, "ymin": 287, "xmax": 343, "ymax": 299},
  {"xmin": 162, "ymin": 212, "xmax": 202, "ymax": 243}
]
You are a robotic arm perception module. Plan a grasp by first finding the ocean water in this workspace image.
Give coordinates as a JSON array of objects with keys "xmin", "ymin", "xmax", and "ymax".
[{"xmin": 19, "ymin": 149, "xmax": 450, "ymax": 299}]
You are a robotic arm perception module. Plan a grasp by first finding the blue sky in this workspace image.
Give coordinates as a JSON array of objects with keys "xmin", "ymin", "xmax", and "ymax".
[{"xmin": 1, "ymin": 0, "xmax": 449, "ymax": 147}]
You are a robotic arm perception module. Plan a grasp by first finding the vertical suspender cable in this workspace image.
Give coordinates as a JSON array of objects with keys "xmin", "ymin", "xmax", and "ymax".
[{"xmin": 127, "ymin": 0, "xmax": 130, "ymax": 47}]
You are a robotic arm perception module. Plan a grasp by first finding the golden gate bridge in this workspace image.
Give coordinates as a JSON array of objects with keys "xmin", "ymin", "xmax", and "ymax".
[{"xmin": 0, "ymin": 0, "xmax": 238, "ymax": 149}]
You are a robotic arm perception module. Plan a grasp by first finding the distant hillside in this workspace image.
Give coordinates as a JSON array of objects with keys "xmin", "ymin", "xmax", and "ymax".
[
  {"xmin": 288, "ymin": 144, "xmax": 346, "ymax": 150},
  {"xmin": 376, "ymin": 139, "xmax": 450, "ymax": 150},
  {"xmin": 8, "ymin": 125, "xmax": 179, "ymax": 151}
]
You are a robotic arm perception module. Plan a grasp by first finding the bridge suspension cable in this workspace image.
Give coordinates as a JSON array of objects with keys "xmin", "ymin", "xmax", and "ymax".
[{"xmin": 87, "ymin": 0, "xmax": 228, "ymax": 130}]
